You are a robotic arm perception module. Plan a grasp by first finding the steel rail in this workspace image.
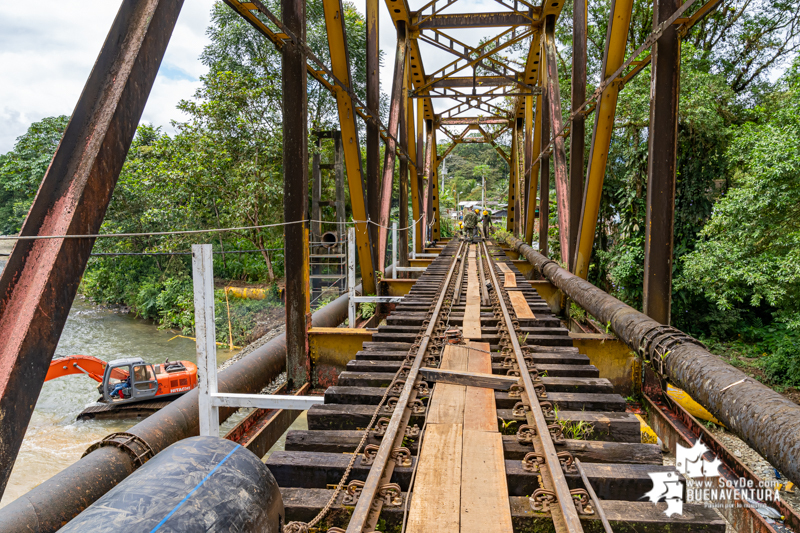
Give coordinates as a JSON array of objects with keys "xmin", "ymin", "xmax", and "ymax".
[
  {"xmin": 345, "ymin": 241, "xmax": 466, "ymax": 533},
  {"xmin": 480, "ymin": 240, "xmax": 584, "ymax": 533}
]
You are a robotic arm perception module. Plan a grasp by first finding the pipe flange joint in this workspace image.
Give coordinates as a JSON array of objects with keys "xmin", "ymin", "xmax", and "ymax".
[
  {"xmin": 639, "ymin": 325, "xmax": 706, "ymax": 374},
  {"xmin": 82, "ymin": 432, "xmax": 155, "ymax": 469}
]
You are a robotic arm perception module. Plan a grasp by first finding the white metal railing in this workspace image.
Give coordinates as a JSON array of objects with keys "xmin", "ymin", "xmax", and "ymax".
[{"xmin": 192, "ymin": 244, "xmax": 324, "ymax": 437}]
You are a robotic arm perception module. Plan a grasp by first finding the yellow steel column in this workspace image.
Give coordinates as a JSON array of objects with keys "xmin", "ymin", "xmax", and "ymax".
[
  {"xmin": 323, "ymin": 0, "xmax": 376, "ymax": 294},
  {"xmin": 573, "ymin": 0, "xmax": 634, "ymax": 279},
  {"xmin": 431, "ymin": 127, "xmax": 441, "ymax": 239},
  {"xmin": 507, "ymin": 119, "xmax": 518, "ymax": 232},
  {"xmin": 407, "ymin": 61, "xmax": 422, "ymax": 255},
  {"xmin": 524, "ymin": 92, "xmax": 541, "ymax": 245}
]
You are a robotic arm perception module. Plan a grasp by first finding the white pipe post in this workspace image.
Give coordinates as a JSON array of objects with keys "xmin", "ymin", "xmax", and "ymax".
[
  {"xmin": 192, "ymin": 244, "xmax": 219, "ymax": 437},
  {"xmin": 412, "ymin": 218, "xmax": 416, "ymax": 260},
  {"xmin": 348, "ymin": 227, "xmax": 356, "ymax": 327},
  {"xmin": 392, "ymin": 222, "xmax": 398, "ymax": 279}
]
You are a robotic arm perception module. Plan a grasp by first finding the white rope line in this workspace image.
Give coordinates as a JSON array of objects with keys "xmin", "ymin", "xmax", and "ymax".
[{"xmin": 0, "ymin": 216, "xmax": 426, "ymax": 241}]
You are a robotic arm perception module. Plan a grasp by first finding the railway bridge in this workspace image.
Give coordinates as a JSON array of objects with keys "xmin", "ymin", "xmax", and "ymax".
[{"xmin": 1, "ymin": 0, "xmax": 799, "ymax": 532}]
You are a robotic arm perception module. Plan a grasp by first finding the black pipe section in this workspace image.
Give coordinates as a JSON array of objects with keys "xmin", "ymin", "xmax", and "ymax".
[
  {"xmin": 0, "ymin": 290, "xmax": 350, "ymax": 533},
  {"xmin": 58, "ymin": 437, "xmax": 283, "ymax": 533},
  {"xmin": 508, "ymin": 235, "xmax": 800, "ymax": 484}
]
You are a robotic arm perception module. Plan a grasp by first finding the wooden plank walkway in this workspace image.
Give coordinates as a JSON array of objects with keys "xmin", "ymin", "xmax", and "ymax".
[
  {"xmin": 509, "ymin": 291, "xmax": 535, "ymax": 319},
  {"xmin": 407, "ymin": 266, "xmax": 513, "ymax": 532},
  {"xmin": 463, "ymin": 245, "xmax": 482, "ymax": 340}
]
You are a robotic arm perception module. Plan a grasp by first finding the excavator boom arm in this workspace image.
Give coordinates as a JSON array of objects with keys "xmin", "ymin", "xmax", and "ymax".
[{"xmin": 45, "ymin": 355, "xmax": 126, "ymax": 383}]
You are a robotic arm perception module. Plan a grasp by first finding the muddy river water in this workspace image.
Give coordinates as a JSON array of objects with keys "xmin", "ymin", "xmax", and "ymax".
[{"xmin": 0, "ymin": 298, "xmax": 239, "ymax": 508}]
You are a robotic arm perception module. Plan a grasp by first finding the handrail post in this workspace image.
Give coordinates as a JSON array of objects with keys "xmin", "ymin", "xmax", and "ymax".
[
  {"xmin": 392, "ymin": 222, "xmax": 398, "ymax": 279},
  {"xmin": 348, "ymin": 227, "xmax": 357, "ymax": 326},
  {"xmin": 192, "ymin": 244, "xmax": 219, "ymax": 437}
]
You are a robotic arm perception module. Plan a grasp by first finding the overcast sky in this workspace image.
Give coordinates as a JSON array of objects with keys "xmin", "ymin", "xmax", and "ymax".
[{"xmin": 0, "ymin": 0, "xmax": 502, "ymax": 154}]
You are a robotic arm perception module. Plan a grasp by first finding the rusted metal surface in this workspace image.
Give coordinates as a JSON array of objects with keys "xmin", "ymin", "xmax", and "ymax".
[
  {"xmin": 223, "ymin": 383, "xmax": 310, "ymax": 459},
  {"xmin": 643, "ymin": 0, "xmax": 681, "ymax": 324},
  {"xmin": 481, "ymin": 240, "xmax": 584, "ymax": 533},
  {"xmin": 0, "ymin": 0, "xmax": 185, "ymax": 500},
  {"xmin": 544, "ymin": 15, "xmax": 571, "ymax": 259},
  {"xmin": 539, "ymin": 88, "xmax": 551, "ymax": 257},
  {"xmin": 510, "ymin": 234, "xmax": 800, "ymax": 484},
  {"xmin": 366, "ymin": 0, "xmax": 380, "ymax": 273},
  {"xmin": 568, "ymin": 0, "xmax": 587, "ymax": 271},
  {"xmin": 283, "ymin": 0, "xmax": 310, "ymax": 389},
  {"xmin": 398, "ymin": 51, "xmax": 410, "ymax": 269},
  {"xmin": 415, "ymin": 12, "xmax": 536, "ymax": 28},
  {"xmin": 644, "ymin": 384, "xmax": 800, "ymax": 533},
  {"xmin": 377, "ymin": 23, "xmax": 408, "ymax": 271},
  {"xmin": 0, "ymin": 290, "xmax": 350, "ymax": 533}
]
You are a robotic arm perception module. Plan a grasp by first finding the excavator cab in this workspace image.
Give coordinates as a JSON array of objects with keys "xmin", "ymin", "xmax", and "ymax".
[{"xmin": 102, "ymin": 357, "xmax": 158, "ymax": 403}]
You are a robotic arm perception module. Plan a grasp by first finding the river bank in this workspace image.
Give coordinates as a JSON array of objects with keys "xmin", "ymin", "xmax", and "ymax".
[{"xmin": 0, "ymin": 297, "xmax": 239, "ymax": 509}]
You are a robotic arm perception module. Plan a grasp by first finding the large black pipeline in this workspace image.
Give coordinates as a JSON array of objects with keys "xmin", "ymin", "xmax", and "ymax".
[
  {"xmin": 508, "ymin": 235, "xmax": 800, "ymax": 484},
  {"xmin": 0, "ymin": 290, "xmax": 350, "ymax": 533}
]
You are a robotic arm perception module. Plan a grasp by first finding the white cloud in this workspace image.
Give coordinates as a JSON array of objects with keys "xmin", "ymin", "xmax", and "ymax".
[
  {"xmin": 0, "ymin": 0, "xmax": 513, "ymax": 153},
  {"xmin": 0, "ymin": 0, "xmax": 216, "ymax": 153}
]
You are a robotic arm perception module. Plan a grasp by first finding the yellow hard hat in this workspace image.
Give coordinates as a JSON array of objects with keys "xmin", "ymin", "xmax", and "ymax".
[
  {"xmin": 483, "ymin": 210, "xmax": 489, "ymax": 216},
  {"xmin": 475, "ymin": 208, "xmax": 480, "ymax": 213},
  {"xmin": 459, "ymin": 222, "xmax": 463, "ymax": 227}
]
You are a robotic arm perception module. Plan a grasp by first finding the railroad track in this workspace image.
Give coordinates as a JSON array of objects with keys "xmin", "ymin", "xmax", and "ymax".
[{"xmin": 270, "ymin": 239, "xmax": 726, "ymax": 533}]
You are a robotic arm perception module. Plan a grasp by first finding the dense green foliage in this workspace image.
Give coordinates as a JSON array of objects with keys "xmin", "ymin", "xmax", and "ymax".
[{"xmin": 0, "ymin": 116, "xmax": 70, "ymax": 234}]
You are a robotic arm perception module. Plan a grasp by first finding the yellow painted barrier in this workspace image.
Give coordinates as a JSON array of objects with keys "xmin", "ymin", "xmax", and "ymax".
[
  {"xmin": 635, "ymin": 413, "xmax": 660, "ymax": 445},
  {"xmin": 667, "ymin": 384, "xmax": 722, "ymax": 426},
  {"xmin": 225, "ymin": 286, "xmax": 267, "ymax": 300}
]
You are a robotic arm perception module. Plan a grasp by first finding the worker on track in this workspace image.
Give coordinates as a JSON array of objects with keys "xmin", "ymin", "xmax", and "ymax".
[
  {"xmin": 482, "ymin": 209, "xmax": 493, "ymax": 238},
  {"xmin": 463, "ymin": 208, "xmax": 479, "ymax": 243}
]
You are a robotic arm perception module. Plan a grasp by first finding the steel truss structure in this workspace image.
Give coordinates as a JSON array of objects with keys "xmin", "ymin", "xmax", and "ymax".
[{"xmin": 0, "ymin": 0, "xmax": 733, "ymax": 507}]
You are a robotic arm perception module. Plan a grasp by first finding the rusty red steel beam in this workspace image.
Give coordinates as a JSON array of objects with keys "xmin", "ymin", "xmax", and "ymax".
[
  {"xmin": 543, "ymin": 15, "xmax": 571, "ymax": 259},
  {"xmin": 415, "ymin": 11, "xmax": 537, "ymax": 28},
  {"xmin": 509, "ymin": 234, "xmax": 800, "ymax": 485},
  {"xmin": 224, "ymin": 383, "xmax": 311, "ymax": 459},
  {"xmin": 366, "ymin": 0, "xmax": 381, "ymax": 281},
  {"xmin": 377, "ymin": 22, "xmax": 408, "ymax": 272},
  {"xmin": 643, "ymin": 0, "xmax": 681, "ymax": 324},
  {"xmin": 0, "ymin": 0, "xmax": 185, "ymax": 500},
  {"xmin": 568, "ymin": 0, "xmax": 587, "ymax": 271}
]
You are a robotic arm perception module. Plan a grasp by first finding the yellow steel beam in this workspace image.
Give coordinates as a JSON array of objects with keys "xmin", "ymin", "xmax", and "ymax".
[
  {"xmin": 408, "ymin": 63, "xmax": 422, "ymax": 255},
  {"xmin": 507, "ymin": 119, "xmax": 518, "ymax": 232},
  {"xmin": 431, "ymin": 127, "xmax": 441, "ymax": 239},
  {"xmin": 382, "ymin": 0, "xmax": 435, "ymax": 120},
  {"xmin": 573, "ymin": 0, "xmax": 634, "ymax": 280},
  {"xmin": 524, "ymin": 85, "xmax": 541, "ymax": 244},
  {"xmin": 323, "ymin": 0, "xmax": 376, "ymax": 294}
]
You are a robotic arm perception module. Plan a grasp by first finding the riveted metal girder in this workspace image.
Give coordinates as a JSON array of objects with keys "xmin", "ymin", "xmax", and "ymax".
[
  {"xmin": 507, "ymin": 119, "xmax": 519, "ymax": 232},
  {"xmin": 0, "ymin": 0, "xmax": 185, "ymax": 498},
  {"xmin": 568, "ymin": 0, "xmax": 587, "ymax": 270},
  {"xmin": 544, "ymin": 16, "xmax": 571, "ymax": 260},
  {"xmin": 377, "ymin": 23, "xmax": 408, "ymax": 271},
  {"xmin": 283, "ymin": 0, "xmax": 310, "ymax": 389},
  {"xmin": 416, "ymin": 11, "xmax": 537, "ymax": 28},
  {"xmin": 524, "ymin": 90, "xmax": 541, "ymax": 245},
  {"xmin": 322, "ymin": 0, "xmax": 377, "ymax": 295},
  {"xmin": 431, "ymin": 76, "xmax": 516, "ymax": 88},
  {"xmin": 643, "ymin": 0, "xmax": 682, "ymax": 324},
  {"xmin": 574, "ymin": 0, "xmax": 634, "ymax": 280},
  {"xmin": 408, "ymin": 94, "xmax": 422, "ymax": 255},
  {"xmin": 383, "ymin": 0, "xmax": 434, "ymax": 120}
]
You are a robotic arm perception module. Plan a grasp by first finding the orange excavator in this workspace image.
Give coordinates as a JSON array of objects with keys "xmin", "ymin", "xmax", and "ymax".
[{"xmin": 46, "ymin": 355, "xmax": 198, "ymax": 406}]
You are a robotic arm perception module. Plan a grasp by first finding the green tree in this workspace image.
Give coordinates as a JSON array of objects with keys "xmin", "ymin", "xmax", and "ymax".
[{"xmin": 0, "ymin": 116, "xmax": 70, "ymax": 234}]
